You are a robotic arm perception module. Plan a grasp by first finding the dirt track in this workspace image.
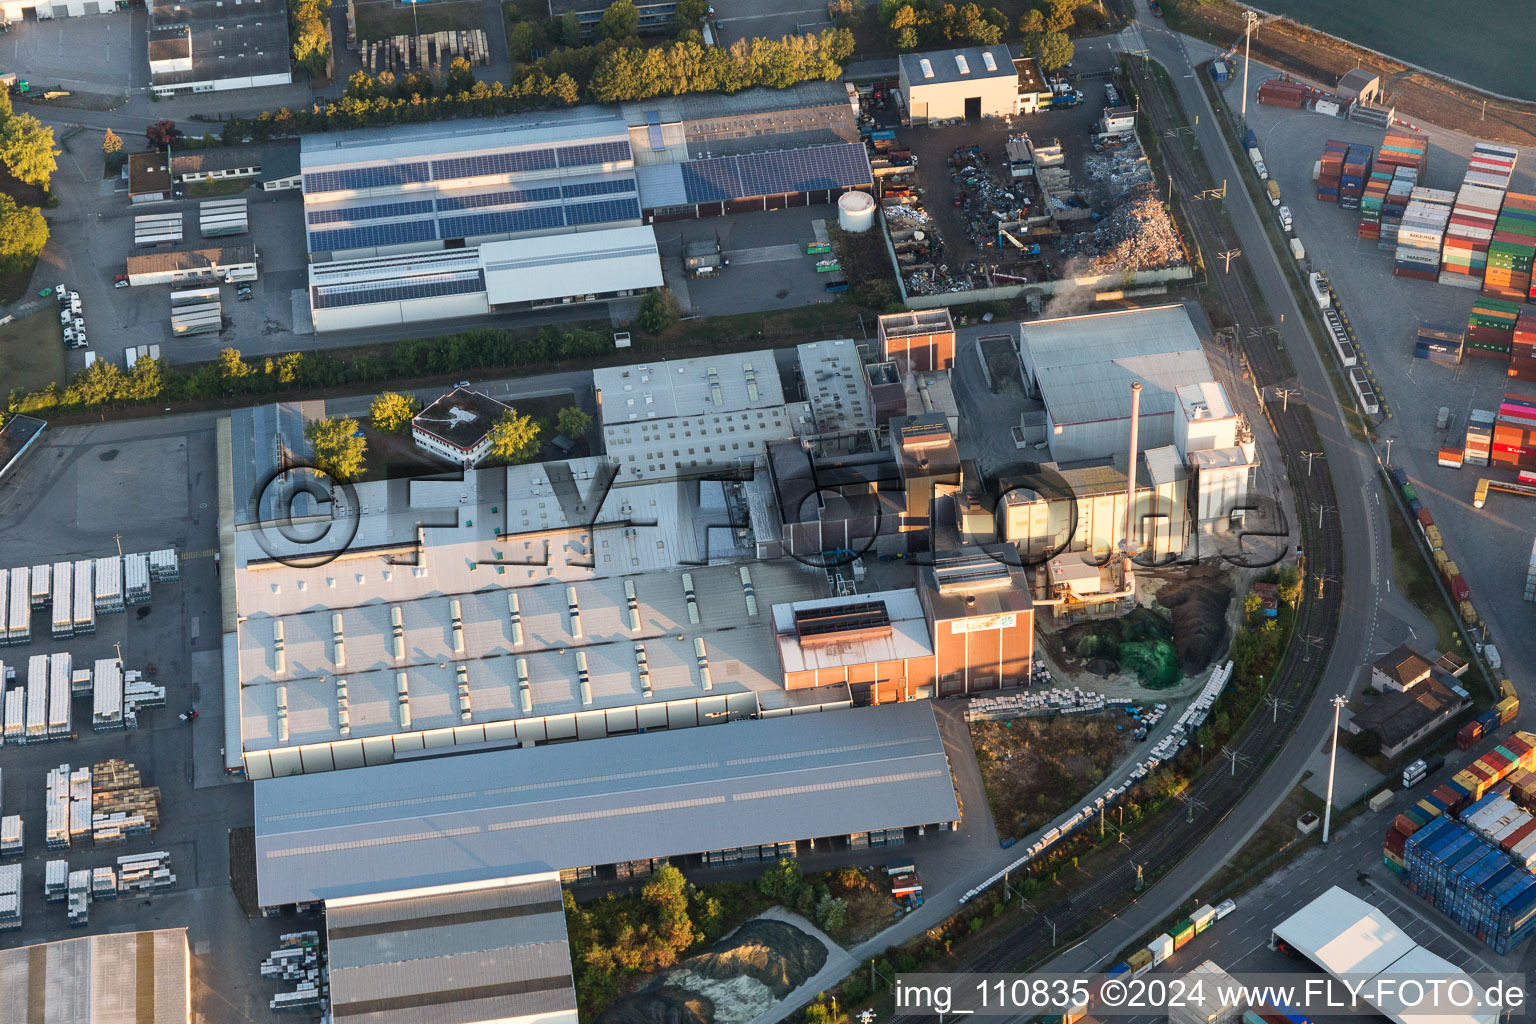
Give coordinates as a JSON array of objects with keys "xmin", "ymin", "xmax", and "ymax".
[{"xmin": 1170, "ymin": 0, "xmax": 1536, "ymax": 148}]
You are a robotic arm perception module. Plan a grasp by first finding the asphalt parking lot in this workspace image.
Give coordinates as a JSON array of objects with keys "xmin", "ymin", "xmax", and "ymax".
[
  {"xmin": 0, "ymin": 8, "xmax": 140, "ymax": 94},
  {"xmin": 1216, "ymin": 65, "xmax": 1536, "ymax": 705},
  {"xmin": 0, "ymin": 413, "xmax": 305, "ymax": 1019}
]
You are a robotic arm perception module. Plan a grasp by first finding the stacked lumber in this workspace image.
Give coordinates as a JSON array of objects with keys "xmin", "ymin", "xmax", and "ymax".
[
  {"xmin": 361, "ymin": 28, "xmax": 490, "ymax": 73},
  {"xmin": 90, "ymin": 759, "xmax": 160, "ymax": 844}
]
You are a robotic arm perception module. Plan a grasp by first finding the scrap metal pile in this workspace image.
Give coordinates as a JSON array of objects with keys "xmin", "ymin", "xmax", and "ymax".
[{"xmin": 1059, "ymin": 139, "xmax": 1185, "ymax": 273}]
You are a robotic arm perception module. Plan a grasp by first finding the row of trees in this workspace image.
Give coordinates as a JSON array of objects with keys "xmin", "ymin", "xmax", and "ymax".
[
  {"xmin": 5, "ymin": 323, "xmax": 617, "ymax": 419},
  {"xmin": 289, "ymin": 0, "xmax": 333, "ymax": 77},
  {"xmin": 218, "ymin": 27, "xmax": 854, "ymax": 141},
  {"xmin": 0, "ymin": 90, "xmax": 57, "ymax": 192},
  {"xmin": 871, "ymin": 0, "xmax": 1089, "ymax": 68}
]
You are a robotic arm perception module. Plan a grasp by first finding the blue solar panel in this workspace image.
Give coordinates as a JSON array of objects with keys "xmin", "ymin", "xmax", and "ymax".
[
  {"xmin": 561, "ymin": 178, "xmax": 636, "ymax": 200},
  {"xmin": 439, "ymin": 206, "xmax": 566, "ymax": 239},
  {"xmin": 432, "ymin": 149, "xmax": 557, "ymax": 181},
  {"xmin": 307, "ymin": 218, "xmax": 438, "ymax": 253},
  {"xmin": 312, "ymin": 271, "xmax": 485, "ymax": 310},
  {"xmin": 680, "ymin": 157, "xmax": 742, "ymax": 203},
  {"xmin": 435, "ymin": 186, "xmax": 562, "ymax": 212},
  {"xmin": 563, "ymin": 196, "xmax": 640, "ymax": 226},
  {"xmin": 556, "ymin": 141, "xmax": 631, "ymax": 168},
  {"xmin": 304, "ymin": 162, "xmax": 432, "ymax": 194},
  {"xmin": 677, "ymin": 145, "xmax": 872, "ymax": 204},
  {"xmin": 307, "ymin": 199, "xmax": 435, "ymax": 225}
]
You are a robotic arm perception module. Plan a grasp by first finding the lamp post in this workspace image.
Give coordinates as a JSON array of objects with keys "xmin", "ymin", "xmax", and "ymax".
[{"xmin": 1322, "ymin": 694, "xmax": 1348, "ymax": 844}]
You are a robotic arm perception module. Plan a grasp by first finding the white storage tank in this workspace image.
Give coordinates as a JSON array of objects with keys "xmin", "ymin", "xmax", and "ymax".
[{"xmin": 837, "ymin": 190, "xmax": 876, "ymax": 233}]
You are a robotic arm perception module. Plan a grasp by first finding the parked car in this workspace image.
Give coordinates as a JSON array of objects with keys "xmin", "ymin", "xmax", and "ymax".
[
  {"xmin": 114, "ymin": 279, "xmax": 129, "ymax": 289},
  {"xmin": 72, "ymin": 317, "xmax": 84, "ymax": 333},
  {"xmin": 113, "ymin": 274, "xmax": 127, "ymax": 283}
]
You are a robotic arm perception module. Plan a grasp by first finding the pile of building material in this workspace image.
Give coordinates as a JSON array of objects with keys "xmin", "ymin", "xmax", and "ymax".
[
  {"xmin": 90, "ymin": 866, "xmax": 115, "ymax": 900},
  {"xmin": 1482, "ymin": 193, "xmax": 1536, "ymax": 302},
  {"xmin": 71, "ymin": 559, "xmax": 93, "ymax": 636},
  {"xmin": 148, "ymin": 549, "xmax": 180, "ymax": 583},
  {"xmin": 1393, "ymin": 186, "xmax": 1455, "ymax": 280},
  {"xmin": 91, "ymin": 758, "xmax": 161, "ymax": 845},
  {"xmin": 965, "ymin": 687, "xmax": 1130, "ymax": 722},
  {"xmin": 360, "ymin": 28, "xmax": 490, "ymax": 74},
  {"xmin": 199, "ymin": 198, "xmax": 248, "ymax": 238},
  {"xmin": 262, "ymin": 932, "xmax": 326, "ymax": 1012},
  {"xmin": 117, "ymin": 851, "xmax": 175, "ymax": 894},
  {"xmin": 0, "ymin": 863, "xmax": 19, "ymax": 930},
  {"xmin": 1060, "ymin": 188, "xmax": 1185, "ymax": 273},
  {"xmin": 2, "ymin": 567, "xmax": 30, "ymax": 644},
  {"xmin": 92, "ymin": 658, "xmax": 123, "ymax": 731},
  {"xmin": 134, "ymin": 212, "xmax": 183, "ymax": 247},
  {"xmin": 171, "ymin": 286, "xmax": 222, "ymax": 337}
]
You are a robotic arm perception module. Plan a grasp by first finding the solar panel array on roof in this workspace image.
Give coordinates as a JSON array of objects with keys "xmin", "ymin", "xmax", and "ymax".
[
  {"xmin": 556, "ymin": 141, "xmax": 630, "ymax": 167},
  {"xmin": 434, "ymin": 186, "xmax": 562, "ymax": 212},
  {"xmin": 439, "ymin": 206, "xmax": 566, "ymax": 239},
  {"xmin": 308, "ymin": 218, "xmax": 438, "ymax": 253},
  {"xmin": 678, "ymin": 144, "xmax": 872, "ymax": 204},
  {"xmin": 565, "ymin": 197, "xmax": 641, "ymax": 225},
  {"xmin": 307, "ymin": 199, "xmax": 434, "ymax": 225},
  {"xmin": 304, "ymin": 162, "xmax": 432, "ymax": 193},
  {"xmin": 561, "ymin": 178, "xmax": 636, "ymax": 199},
  {"xmin": 311, "ymin": 270, "xmax": 485, "ymax": 310},
  {"xmin": 433, "ymin": 149, "xmax": 557, "ymax": 180}
]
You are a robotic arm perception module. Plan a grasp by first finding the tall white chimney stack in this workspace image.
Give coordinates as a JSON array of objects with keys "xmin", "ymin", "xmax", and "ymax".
[{"xmin": 1123, "ymin": 381, "xmax": 1142, "ymax": 589}]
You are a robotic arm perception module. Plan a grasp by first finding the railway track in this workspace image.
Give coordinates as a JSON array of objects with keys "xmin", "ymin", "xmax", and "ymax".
[{"xmin": 893, "ymin": 62, "xmax": 1349, "ymax": 999}]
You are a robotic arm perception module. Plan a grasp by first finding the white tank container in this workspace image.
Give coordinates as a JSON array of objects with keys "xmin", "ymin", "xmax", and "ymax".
[{"xmin": 837, "ymin": 190, "xmax": 876, "ymax": 233}]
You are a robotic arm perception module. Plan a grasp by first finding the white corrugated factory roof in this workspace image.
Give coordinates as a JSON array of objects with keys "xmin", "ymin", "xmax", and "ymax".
[
  {"xmin": 1021, "ymin": 305, "xmax": 1213, "ymax": 428},
  {"xmin": 300, "ymin": 111, "xmax": 630, "ymax": 170},
  {"xmin": 1175, "ymin": 380, "xmax": 1234, "ymax": 422},
  {"xmin": 0, "ymin": 929, "xmax": 190, "ymax": 1024},
  {"xmin": 254, "ymin": 701, "xmax": 961, "ymax": 907},
  {"xmin": 479, "ymin": 225, "xmax": 661, "ymax": 306},
  {"xmin": 772, "ymin": 590, "xmax": 933, "ymax": 673},
  {"xmin": 594, "ymin": 350, "xmax": 786, "ymax": 420}
]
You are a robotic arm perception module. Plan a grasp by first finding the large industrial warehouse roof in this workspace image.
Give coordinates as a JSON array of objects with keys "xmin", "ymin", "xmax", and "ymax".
[
  {"xmin": 1020, "ymin": 305, "xmax": 1213, "ymax": 428},
  {"xmin": 634, "ymin": 143, "xmax": 872, "ymax": 208},
  {"xmin": 0, "ymin": 928, "xmax": 190, "ymax": 1024},
  {"xmin": 481, "ymin": 225, "xmax": 662, "ymax": 305},
  {"xmin": 594, "ymin": 349, "xmax": 786, "ymax": 421},
  {"xmin": 1272, "ymin": 887, "xmax": 1497, "ymax": 1024},
  {"xmin": 147, "ymin": 0, "xmax": 291, "ymax": 89},
  {"xmin": 325, "ymin": 873, "xmax": 577, "ymax": 1024},
  {"xmin": 254, "ymin": 701, "xmax": 960, "ymax": 906},
  {"xmin": 228, "ymin": 401, "xmax": 321, "ymax": 526}
]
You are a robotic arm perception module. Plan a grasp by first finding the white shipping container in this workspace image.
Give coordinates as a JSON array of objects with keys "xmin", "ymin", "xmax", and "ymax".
[{"xmin": 29, "ymin": 563, "xmax": 48, "ymax": 609}]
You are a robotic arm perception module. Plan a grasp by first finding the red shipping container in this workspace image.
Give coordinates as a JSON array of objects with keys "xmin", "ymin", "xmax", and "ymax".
[
  {"xmin": 1394, "ymin": 812, "xmax": 1421, "ymax": 836},
  {"xmin": 1482, "ymin": 750, "xmax": 1509, "ymax": 775},
  {"xmin": 1417, "ymin": 507, "xmax": 1434, "ymax": 528},
  {"xmin": 1501, "ymin": 818, "xmax": 1536, "ymax": 852},
  {"xmin": 1460, "ymin": 721, "xmax": 1486, "ymax": 750},
  {"xmin": 1384, "ymin": 827, "xmax": 1408, "ymax": 855}
]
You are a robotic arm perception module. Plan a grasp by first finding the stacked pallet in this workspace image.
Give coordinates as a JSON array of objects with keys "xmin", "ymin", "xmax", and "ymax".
[
  {"xmin": 123, "ymin": 669, "xmax": 166, "ymax": 722},
  {"xmin": 90, "ymin": 866, "xmax": 115, "ymax": 900},
  {"xmin": 66, "ymin": 869, "xmax": 89, "ymax": 926},
  {"xmin": 1513, "ymin": 311, "xmax": 1536, "ymax": 383},
  {"xmin": 50, "ymin": 559, "xmax": 71, "ymax": 639},
  {"xmin": 262, "ymin": 932, "xmax": 325, "ymax": 1012},
  {"xmin": 0, "ymin": 863, "xmax": 19, "ymax": 930},
  {"xmin": 3, "ymin": 566, "xmax": 27, "ymax": 645},
  {"xmin": 1316, "ymin": 139, "xmax": 1347, "ymax": 202},
  {"xmin": 1441, "ymin": 183, "xmax": 1505, "ymax": 289},
  {"xmin": 45, "ymin": 765, "xmax": 70, "ymax": 849},
  {"xmin": 117, "ymin": 851, "xmax": 175, "ymax": 894},
  {"xmin": 68, "ymin": 766, "xmax": 90, "ymax": 843},
  {"xmin": 0, "ymin": 815, "xmax": 20, "ymax": 856},
  {"xmin": 92, "ymin": 556, "xmax": 122, "ymax": 614},
  {"xmin": 71, "ymin": 559, "xmax": 93, "ymax": 635},
  {"xmin": 92, "ymin": 658, "xmax": 123, "ymax": 731},
  {"xmin": 148, "ymin": 549, "xmax": 179, "ymax": 583},
  {"xmin": 44, "ymin": 859, "xmax": 67, "ymax": 902},
  {"xmin": 92, "ymin": 758, "xmax": 160, "ymax": 844},
  {"xmin": 48, "ymin": 653, "xmax": 71, "ymax": 740},
  {"xmin": 1467, "ymin": 298, "xmax": 1522, "ymax": 360},
  {"xmin": 1414, "ymin": 322, "xmax": 1465, "ymax": 366},
  {"xmin": 1484, "ymin": 193, "xmax": 1536, "ymax": 300},
  {"xmin": 361, "ymin": 28, "xmax": 490, "ymax": 74},
  {"xmin": 1394, "ymin": 187, "xmax": 1455, "ymax": 279},
  {"xmin": 1493, "ymin": 393, "xmax": 1536, "ymax": 471},
  {"xmin": 123, "ymin": 554, "xmax": 150, "ymax": 605},
  {"xmin": 28, "ymin": 563, "xmax": 48, "ymax": 609}
]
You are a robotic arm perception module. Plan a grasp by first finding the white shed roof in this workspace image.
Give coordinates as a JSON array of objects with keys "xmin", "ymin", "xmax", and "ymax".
[
  {"xmin": 479, "ymin": 225, "xmax": 662, "ymax": 305},
  {"xmin": 1271, "ymin": 886, "xmax": 1416, "ymax": 978}
]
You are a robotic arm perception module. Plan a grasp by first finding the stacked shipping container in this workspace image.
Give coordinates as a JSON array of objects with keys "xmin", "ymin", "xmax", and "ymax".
[
  {"xmin": 1466, "ymin": 141, "xmax": 1520, "ymax": 191},
  {"xmin": 1339, "ymin": 144, "xmax": 1373, "ymax": 210},
  {"xmin": 1415, "ymin": 322, "xmax": 1465, "ymax": 365},
  {"xmin": 1361, "ymin": 130, "xmax": 1427, "ymax": 242},
  {"xmin": 1441, "ymin": 184, "xmax": 1506, "ymax": 289},
  {"xmin": 1493, "ymin": 393, "xmax": 1536, "ymax": 471},
  {"xmin": 1465, "ymin": 408, "xmax": 1495, "ymax": 466},
  {"xmin": 1483, "ymin": 193, "xmax": 1536, "ymax": 301},
  {"xmin": 1316, "ymin": 139, "xmax": 1347, "ymax": 202},
  {"xmin": 1466, "ymin": 298, "xmax": 1522, "ymax": 361},
  {"xmin": 1402, "ymin": 814, "xmax": 1536, "ymax": 955},
  {"xmin": 1394, "ymin": 187, "xmax": 1456, "ymax": 280},
  {"xmin": 1513, "ymin": 311, "xmax": 1536, "ymax": 384},
  {"xmin": 1386, "ymin": 732, "xmax": 1536, "ymax": 856},
  {"xmin": 1258, "ymin": 78, "xmax": 1311, "ymax": 108}
]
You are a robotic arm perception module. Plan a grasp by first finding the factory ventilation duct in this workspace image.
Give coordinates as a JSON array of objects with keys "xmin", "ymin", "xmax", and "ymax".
[
  {"xmin": 567, "ymin": 586, "xmax": 582, "ymax": 638},
  {"xmin": 517, "ymin": 658, "xmax": 532, "ymax": 713},
  {"xmin": 508, "ymin": 593, "xmax": 524, "ymax": 646},
  {"xmin": 635, "ymin": 643, "xmax": 651, "ymax": 697},
  {"xmin": 391, "ymin": 606, "xmax": 405, "ymax": 661},
  {"xmin": 745, "ymin": 362, "xmax": 759, "ymax": 403},
  {"xmin": 336, "ymin": 676, "xmax": 350, "ymax": 737},
  {"xmin": 272, "ymin": 620, "xmax": 286, "ymax": 676},
  {"xmin": 331, "ymin": 613, "xmax": 345, "ymax": 669},
  {"xmin": 625, "ymin": 580, "xmax": 641, "ymax": 632},
  {"xmin": 682, "ymin": 573, "xmax": 700, "ymax": 625},
  {"xmin": 576, "ymin": 651, "xmax": 592, "ymax": 705},
  {"xmin": 396, "ymin": 671, "xmax": 411, "ymax": 729},
  {"xmin": 739, "ymin": 566, "xmax": 758, "ymax": 617},
  {"xmin": 695, "ymin": 637, "xmax": 712, "ymax": 691},
  {"xmin": 450, "ymin": 598, "xmax": 465, "ymax": 654},
  {"xmin": 456, "ymin": 664, "xmax": 472, "ymax": 721},
  {"xmin": 276, "ymin": 686, "xmax": 289, "ymax": 744}
]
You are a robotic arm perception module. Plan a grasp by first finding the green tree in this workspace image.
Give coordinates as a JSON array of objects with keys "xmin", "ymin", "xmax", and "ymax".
[
  {"xmin": 1045, "ymin": 0, "xmax": 1083, "ymax": 32},
  {"xmin": 636, "ymin": 287, "xmax": 681, "ymax": 333},
  {"xmin": 675, "ymin": 0, "xmax": 708, "ymax": 29},
  {"xmin": 758, "ymin": 858, "xmax": 804, "ymax": 902},
  {"xmin": 555, "ymin": 10, "xmax": 582, "ymax": 45},
  {"xmin": 599, "ymin": 0, "xmax": 640, "ymax": 39},
  {"xmin": 804, "ymin": 999, "xmax": 849, "ymax": 1024},
  {"xmin": 814, "ymin": 893, "xmax": 847, "ymax": 933},
  {"xmin": 507, "ymin": 20, "xmax": 538, "ymax": 60},
  {"xmin": 1275, "ymin": 564, "xmax": 1303, "ymax": 607},
  {"xmin": 0, "ymin": 113, "xmax": 56, "ymax": 189},
  {"xmin": 1038, "ymin": 29, "xmax": 1074, "ymax": 71},
  {"xmin": 488, "ymin": 408, "xmax": 541, "ymax": 464},
  {"xmin": 555, "ymin": 405, "xmax": 592, "ymax": 439},
  {"xmin": 1242, "ymin": 590, "xmax": 1264, "ymax": 624},
  {"xmin": 0, "ymin": 194, "xmax": 48, "ymax": 274},
  {"xmin": 305, "ymin": 417, "xmax": 368, "ymax": 482},
  {"xmin": 895, "ymin": 24, "xmax": 919, "ymax": 49},
  {"xmin": 1017, "ymin": 7, "xmax": 1044, "ymax": 49},
  {"xmin": 145, "ymin": 120, "xmax": 182, "ymax": 150},
  {"xmin": 446, "ymin": 56, "xmax": 475, "ymax": 92},
  {"xmin": 370, "ymin": 390, "xmax": 421, "ymax": 433},
  {"xmin": 101, "ymin": 128, "xmax": 123, "ymax": 154}
]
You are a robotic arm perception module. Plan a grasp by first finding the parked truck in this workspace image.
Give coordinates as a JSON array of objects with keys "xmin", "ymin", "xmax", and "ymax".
[
  {"xmin": 1266, "ymin": 180, "xmax": 1282, "ymax": 206},
  {"xmin": 1248, "ymin": 146, "xmax": 1269, "ymax": 181},
  {"xmin": 684, "ymin": 236, "xmax": 726, "ymax": 276}
]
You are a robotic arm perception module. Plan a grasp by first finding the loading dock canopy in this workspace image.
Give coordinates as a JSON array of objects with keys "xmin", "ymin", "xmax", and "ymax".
[
  {"xmin": 254, "ymin": 701, "xmax": 960, "ymax": 907},
  {"xmin": 1271, "ymin": 887, "xmax": 1497, "ymax": 1024}
]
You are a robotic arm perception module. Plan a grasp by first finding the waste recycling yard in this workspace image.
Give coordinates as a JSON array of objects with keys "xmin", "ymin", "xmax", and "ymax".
[{"xmin": 1216, "ymin": 61, "xmax": 1536, "ymax": 696}]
